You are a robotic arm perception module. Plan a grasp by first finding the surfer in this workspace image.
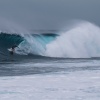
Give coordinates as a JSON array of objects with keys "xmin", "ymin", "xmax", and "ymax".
[{"xmin": 9, "ymin": 45, "xmax": 17, "ymax": 55}]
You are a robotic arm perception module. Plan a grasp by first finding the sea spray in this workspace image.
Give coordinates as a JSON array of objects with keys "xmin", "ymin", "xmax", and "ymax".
[{"xmin": 45, "ymin": 21, "xmax": 100, "ymax": 58}]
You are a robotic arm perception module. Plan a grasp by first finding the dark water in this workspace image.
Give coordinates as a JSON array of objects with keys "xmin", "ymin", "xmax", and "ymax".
[{"xmin": 0, "ymin": 57, "xmax": 100, "ymax": 76}]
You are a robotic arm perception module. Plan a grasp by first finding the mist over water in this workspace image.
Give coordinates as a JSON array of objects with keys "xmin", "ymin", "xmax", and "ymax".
[
  {"xmin": 0, "ymin": 17, "xmax": 29, "ymax": 35},
  {"xmin": 45, "ymin": 21, "xmax": 100, "ymax": 58}
]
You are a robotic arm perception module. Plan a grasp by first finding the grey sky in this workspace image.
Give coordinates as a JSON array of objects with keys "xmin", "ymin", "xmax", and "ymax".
[{"xmin": 0, "ymin": 0, "xmax": 100, "ymax": 30}]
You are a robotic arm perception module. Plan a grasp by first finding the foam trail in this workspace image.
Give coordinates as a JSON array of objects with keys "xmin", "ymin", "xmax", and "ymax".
[{"xmin": 45, "ymin": 21, "xmax": 100, "ymax": 58}]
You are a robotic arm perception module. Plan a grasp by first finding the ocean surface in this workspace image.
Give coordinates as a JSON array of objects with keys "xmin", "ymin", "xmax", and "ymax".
[{"xmin": 0, "ymin": 21, "xmax": 100, "ymax": 100}]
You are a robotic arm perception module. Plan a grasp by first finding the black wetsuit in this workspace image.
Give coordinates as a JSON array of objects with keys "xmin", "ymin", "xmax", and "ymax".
[{"xmin": 12, "ymin": 45, "xmax": 17, "ymax": 49}]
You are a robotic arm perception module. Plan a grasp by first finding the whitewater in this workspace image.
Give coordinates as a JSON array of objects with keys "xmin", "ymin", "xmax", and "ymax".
[
  {"xmin": 46, "ymin": 22, "xmax": 100, "ymax": 58},
  {"xmin": 0, "ymin": 59, "xmax": 100, "ymax": 100},
  {"xmin": 1, "ymin": 21, "xmax": 100, "ymax": 100}
]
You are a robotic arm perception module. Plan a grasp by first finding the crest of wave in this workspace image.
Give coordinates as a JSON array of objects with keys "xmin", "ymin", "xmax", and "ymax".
[{"xmin": 45, "ymin": 21, "xmax": 100, "ymax": 58}]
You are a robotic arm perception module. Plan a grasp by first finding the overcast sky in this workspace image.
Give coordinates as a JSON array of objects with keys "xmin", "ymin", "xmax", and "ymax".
[{"xmin": 0, "ymin": 0, "xmax": 100, "ymax": 30}]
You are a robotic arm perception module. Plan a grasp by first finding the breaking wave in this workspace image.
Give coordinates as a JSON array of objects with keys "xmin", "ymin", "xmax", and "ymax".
[
  {"xmin": 0, "ymin": 20, "xmax": 100, "ymax": 60},
  {"xmin": 46, "ymin": 21, "xmax": 100, "ymax": 58}
]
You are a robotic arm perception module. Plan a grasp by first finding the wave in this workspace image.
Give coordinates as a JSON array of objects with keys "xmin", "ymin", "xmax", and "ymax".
[
  {"xmin": 1, "ymin": 20, "xmax": 100, "ymax": 60},
  {"xmin": 0, "ymin": 32, "xmax": 57, "ymax": 60}
]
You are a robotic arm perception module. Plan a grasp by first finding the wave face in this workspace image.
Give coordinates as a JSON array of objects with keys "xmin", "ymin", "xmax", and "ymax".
[
  {"xmin": 46, "ymin": 21, "xmax": 100, "ymax": 58},
  {"xmin": 15, "ymin": 33, "xmax": 57, "ymax": 56}
]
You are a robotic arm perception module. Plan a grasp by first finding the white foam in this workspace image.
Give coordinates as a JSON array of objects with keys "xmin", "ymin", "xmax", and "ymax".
[
  {"xmin": 0, "ymin": 70, "xmax": 100, "ymax": 100},
  {"xmin": 46, "ymin": 21, "xmax": 100, "ymax": 58}
]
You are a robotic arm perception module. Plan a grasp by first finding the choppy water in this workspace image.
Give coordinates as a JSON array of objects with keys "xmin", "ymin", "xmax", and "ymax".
[
  {"xmin": 0, "ymin": 58, "xmax": 100, "ymax": 76},
  {"xmin": 0, "ymin": 58, "xmax": 100, "ymax": 100}
]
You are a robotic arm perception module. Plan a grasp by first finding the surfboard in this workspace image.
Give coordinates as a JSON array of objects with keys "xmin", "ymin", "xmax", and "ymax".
[
  {"xmin": 8, "ymin": 48, "xmax": 15, "ymax": 55},
  {"xmin": 8, "ymin": 48, "xmax": 13, "ymax": 52},
  {"xmin": 8, "ymin": 47, "xmax": 28, "ymax": 55}
]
